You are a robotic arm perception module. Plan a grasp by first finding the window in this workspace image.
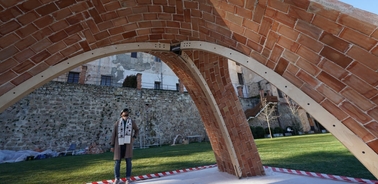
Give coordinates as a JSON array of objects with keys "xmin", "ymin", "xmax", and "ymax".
[
  {"xmin": 131, "ymin": 52, "xmax": 137, "ymax": 58},
  {"xmin": 101, "ymin": 75, "xmax": 112, "ymax": 86},
  {"xmin": 67, "ymin": 72, "xmax": 79, "ymax": 83},
  {"xmin": 154, "ymin": 81, "xmax": 161, "ymax": 90},
  {"xmin": 237, "ymin": 73, "xmax": 244, "ymax": 85},
  {"xmin": 155, "ymin": 57, "xmax": 161, "ymax": 62}
]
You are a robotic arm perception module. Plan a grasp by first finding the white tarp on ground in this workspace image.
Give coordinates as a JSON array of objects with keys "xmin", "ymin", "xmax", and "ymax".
[{"xmin": 0, "ymin": 149, "xmax": 59, "ymax": 164}]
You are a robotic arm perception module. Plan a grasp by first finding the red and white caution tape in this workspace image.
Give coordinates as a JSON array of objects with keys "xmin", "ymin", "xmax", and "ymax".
[
  {"xmin": 264, "ymin": 166, "xmax": 378, "ymax": 184},
  {"xmin": 87, "ymin": 164, "xmax": 217, "ymax": 184}
]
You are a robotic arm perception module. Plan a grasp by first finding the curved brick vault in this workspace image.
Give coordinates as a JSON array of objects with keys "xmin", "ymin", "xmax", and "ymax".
[{"xmin": 1, "ymin": 0, "xmax": 378, "ymax": 179}]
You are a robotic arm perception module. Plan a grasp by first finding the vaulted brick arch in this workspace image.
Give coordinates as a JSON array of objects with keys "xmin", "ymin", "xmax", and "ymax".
[{"xmin": 1, "ymin": 0, "xmax": 378, "ymax": 179}]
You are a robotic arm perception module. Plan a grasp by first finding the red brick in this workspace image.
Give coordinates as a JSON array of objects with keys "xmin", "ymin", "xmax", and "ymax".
[
  {"xmin": 341, "ymin": 87, "xmax": 374, "ymax": 111},
  {"xmin": 14, "ymin": 48, "xmax": 35, "ymax": 63},
  {"xmin": 373, "ymin": 95, "xmax": 378, "ymax": 105},
  {"xmin": 0, "ymin": 33, "xmax": 20, "ymax": 49},
  {"xmin": 320, "ymin": 46, "xmax": 352, "ymax": 68},
  {"xmin": 48, "ymin": 30, "xmax": 68, "ymax": 43},
  {"xmin": 268, "ymin": 0, "xmax": 289, "ymax": 12},
  {"xmin": 296, "ymin": 46, "xmax": 321, "ymax": 64},
  {"xmin": 287, "ymin": 63, "xmax": 299, "ymax": 75},
  {"xmin": 250, "ymin": 50, "xmax": 268, "ymax": 65},
  {"xmin": 0, "ymin": 58, "xmax": 18, "ymax": 74},
  {"xmin": 317, "ymin": 71, "xmax": 346, "ymax": 92},
  {"xmin": 66, "ymin": 24, "xmax": 84, "ymax": 35},
  {"xmin": 300, "ymin": 84, "xmax": 324, "ymax": 103},
  {"xmin": 55, "ymin": 0, "xmax": 76, "ymax": 9},
  {"xmin": 321, "ymin": 99, "xmax": 348, "ymax": 120},
  {"xmin": 27, "ymin": 62, "xmax": 49, "ymax": 76},
  {"xmin": 246, "ymin": 40, "xmax": 262, "ymax": 53},
  {"xmin": 365, "ymin": 121, "xmax": 378, "ymax": 138},
  {"xmin": 296, "ymin": 70, "xmax": 319, "ymax": 88},
  {"xmin": 288, "ymin": 5, "xmax": 313, "ymax": 22},
  {"xmin": 343, "ymin": 75, "xmax": 377, "ymax": 99},
  {"xmin": 277, "ymin": 36, "xmax": 299, "ymax": 52},
  {"xmin": 318, "ymin": 58, "xmax": 348, "ymax": 80},
  {"xmin": 308, "ymin": 3, "xmax": 339, "ymax": 21},
  {"xmin": 45, "ymin": 53, "xmax": 64, "ymax": 66},
  {"xmin": 367, "ymin": 139, "xmax": 378, "ymax": 153},
  {"xmin": 297, "ymin": 34, "xmax": 323, "ymax": 52},
  {"xmin": 61, "ymin": 44, "xmax": 81, "ymax": 57},
  {"xmin": 0, "ymin": 20, "xmax": 21, "ymax": 35},
  {"xmin": 32, "ymin": 38, "xmax": 52, "ymax": 53},
  {"xmin": 105, "ymin": 1, "xmax": 121, "ymax": 11},
  {"xmin": 341, "ymin": 101, "xmax": 372, "ymax": 124},
  {"xmin": 0, "ymin": 6, "xmax": 22, "ymax": 22},
  {"xmin": 49, "ymin": 20, "xmax": 68, "ymax": 32},
  {"xmin": 0, "ymin": 46, "xmax": 18, "ymax": 61},
  {"xmin": 31, "ymin": 50, "xmax": 51, "ymax": 64},
  {"xmin": 343, "ymin": 118, "xmax": 375, "ymax": 142},
  {"xmin": 275, "ymin": 58, "xmax": 289, "ymax": 75},
  {"xmin": 46, "ymin": 41, "xmax": 64, "ymax": 54},
  {"xmin": 312, "ymin": 15, "xmax": 342, "ymax": 35},
  {"xmin": 270, "ymin": 45, "xmax": 283, "ymax": 62},
  {"xmin": 17, "ymin": 0, "xmax": 42, "ymax": 13},
  {"xmin": 368, "ymin": 108, "xmax": 378, "ymax": 123},
  {"xmin": 36, "ymin": 3, "xmax": 58, "ymax": 16},
  {"xmin": 236, "ymin": 6, "xmax": 252, "ymax": 19},
  {"xmin": 0, "ymin": 82, "xmax": 15, "ymax": 96},
  {"xmin": 319, "ymin": 32, "xmax": 349, "ymax": 53},
  {"xmin": 32, "ymin": 27, "xmax": 53, "ymax": 41},
  {"xmin": 284, "ymin": 0, "xmax": 310, "ymax": 10},
  {"xmin": 282, "ymin": 50, "xmax": 298, "ymax": 63},
  {"xmin": 296, "ymin": 58, "xmax": 320, "ymax": 76},
  {"xmin": 122, "ymin": 31, "xmax": 137, "ymax": 39},
  {"xmin": 13, "ymin": 60, "xmax": 35, "ymax": 74},
  {"xmin": 258, "ymin": 17, "xmax": 273, "ymax": 36},
  {"xmin": 295, "ymin": 19, "xmax": 322, "ymax": 39},
  {"xmin": 52, "ymin": 7, "xmax": 72, "ymax": 20},
  {"xmin": 278, "ymin": 25, "xmax": 299, "ymax": 40},
  {"xmin": 340, "ymin": 28, "xmax": 377, "ymax": 50},
  {"xmin": 244, "ymin": 30, "xmax": 261, "ymax": 43},
  {"xmin": 70, "ymin": 1, "xmax": 89, "ymax": 13},
  {"xmin": 16, "ymin": 23, "xmax": 38, "ymax": 38},
  {"xmin": 265, "ymin": 31, "xmax": 279, "ymax": 50},
  {"xmin": 347, "ymin": 46, "xmax": 378, "ymax": 71},
  {"xmin": 347, "ymin": 62, "xmax": 378, "ymax": 87},
  {"xmin": 338, "ymin": 14, "xmax": 376, "ymax": 35},
  {"xmin": 0, "ymin": 70, "xmax": 17, "ymax": 85},
  {"xmin": 317, "ymin": 84, "xmax": 343, "ymax": 105},
  {"xmin": 64, "ymin": 34, "xmax": 82, "ymax": 45},
  {"xmin": 274, "ymin": 11, "xmax": 296, "ymax": 27},
  {"xmin": 243, "ymin": 19, "xmax": 259, "ymax": 32},
  {"xmin": 11, "ymin": 72, "xmax": 32, "ymax": 86},
  {"xmin": 372, "ymin": 46, "xmax": 378, "ymax": 58},
  {"xmin": 88, "ymin": 8, "xmax": 103, "ymax": 24},
  {"xmin": 17, "ymin": 11, "xmax": 40, "ymax": 25}
]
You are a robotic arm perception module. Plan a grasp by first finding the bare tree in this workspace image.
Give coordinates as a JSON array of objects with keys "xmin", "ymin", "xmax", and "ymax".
[
  {"xmin": 283, "ymin": 94, "xmax": 303, "ymax": 134},
  {"xmin": 260, "ymin": 97, "xmax": 278, "ymax": 139}
]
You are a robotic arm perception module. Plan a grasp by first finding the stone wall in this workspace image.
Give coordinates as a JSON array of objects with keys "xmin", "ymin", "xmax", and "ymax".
[{"xmin": 0, "ymin": 82, "xmax": 204, "ymax": 152}]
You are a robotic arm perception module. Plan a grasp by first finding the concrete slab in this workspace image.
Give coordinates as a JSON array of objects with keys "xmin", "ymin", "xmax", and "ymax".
[{"xmin": 132, "ymin": 167, "xmax": 354, "ymax": 184}]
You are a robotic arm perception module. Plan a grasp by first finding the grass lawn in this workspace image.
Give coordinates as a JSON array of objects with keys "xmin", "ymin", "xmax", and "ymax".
[{"xmin": 0, "ymin": 133, "xmax": 375, "ymax": 184}]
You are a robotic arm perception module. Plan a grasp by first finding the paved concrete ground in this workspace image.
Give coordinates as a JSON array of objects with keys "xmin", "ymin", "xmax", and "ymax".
[{"xmin": 130, "ymin": 167, "xmax": 356, "ymax": 184}]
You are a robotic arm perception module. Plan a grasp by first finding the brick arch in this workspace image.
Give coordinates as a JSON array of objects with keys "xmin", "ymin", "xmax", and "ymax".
[{"xmin": 1, "ymin": 0, "xmax": 378, "ymax": 179}]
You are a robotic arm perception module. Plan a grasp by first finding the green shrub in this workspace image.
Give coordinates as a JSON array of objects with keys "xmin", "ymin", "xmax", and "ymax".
[
  {"xmin": 122, "ymin": 74, "xmax": 137, "ymax": 88},
  {"xmin": 274, "ymin": 127, "xmax": 283, "ymax": 134},
  {"xmin": 254, "ymin": 126, "xmax": 265, "ymax": 139}
]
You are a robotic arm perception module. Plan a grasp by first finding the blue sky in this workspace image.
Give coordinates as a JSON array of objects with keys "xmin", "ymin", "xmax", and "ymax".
[{"xmin": 339, "ymin": 0, "xmax": 378, "ymax": 14}]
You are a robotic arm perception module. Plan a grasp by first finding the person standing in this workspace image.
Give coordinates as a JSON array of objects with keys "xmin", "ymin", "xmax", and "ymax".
[{"xmin": 111, "ymin": 108, "xmax": 139, "ymax": 184}]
